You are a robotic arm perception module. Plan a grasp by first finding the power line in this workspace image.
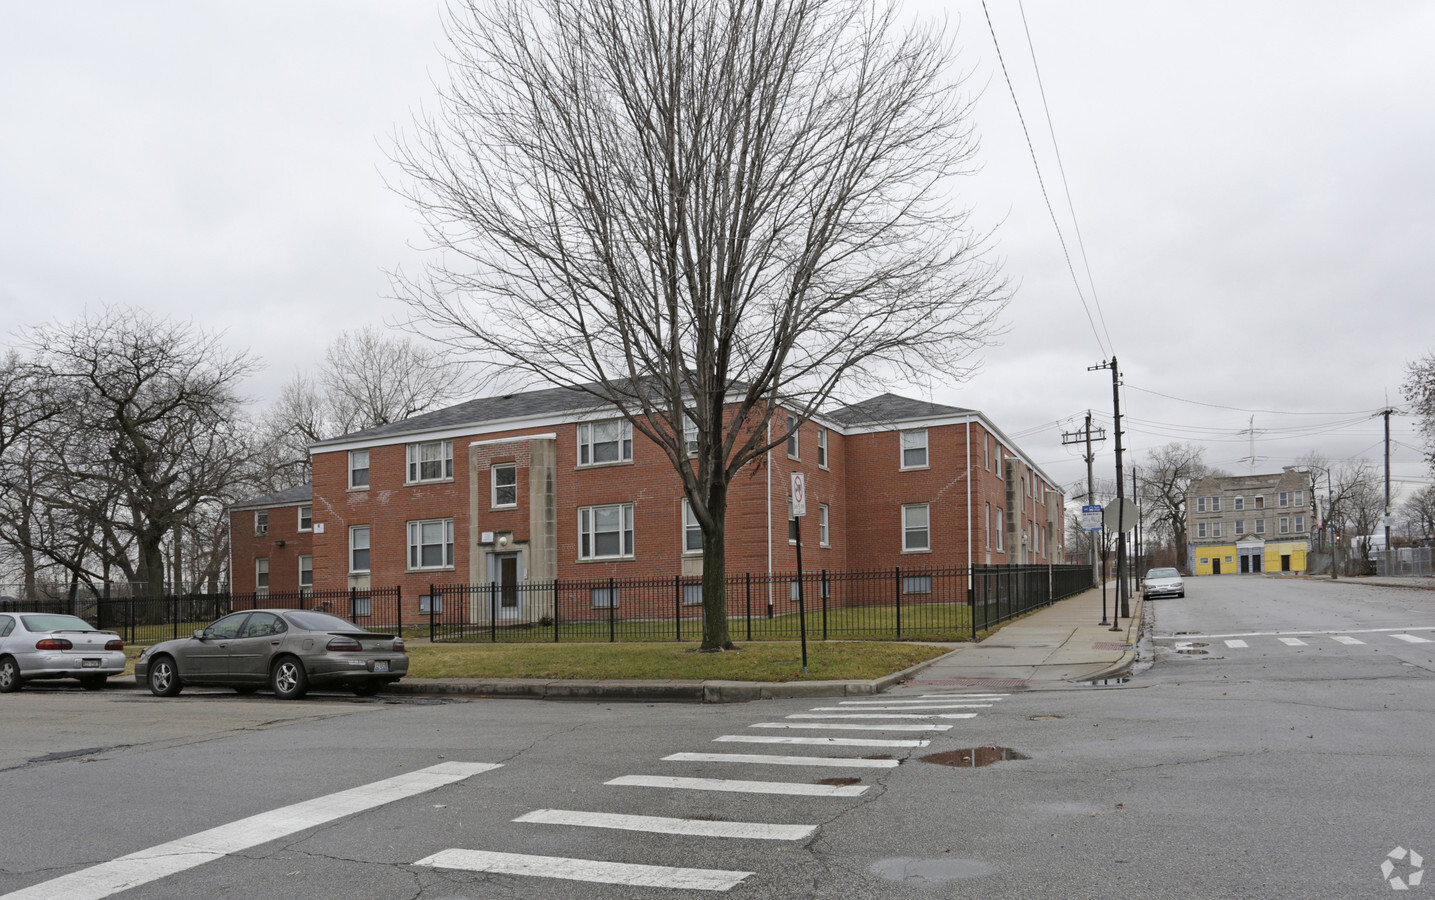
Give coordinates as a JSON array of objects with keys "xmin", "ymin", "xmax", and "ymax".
[{"xmin": 1124, "ymin": 383, "xmax": 1388, "ymax": 417}]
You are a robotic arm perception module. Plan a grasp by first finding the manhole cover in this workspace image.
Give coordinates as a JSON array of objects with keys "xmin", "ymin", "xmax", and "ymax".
[{"xmin": 921, "ymin": 746, "xmax": 1029, "ymax": 768}]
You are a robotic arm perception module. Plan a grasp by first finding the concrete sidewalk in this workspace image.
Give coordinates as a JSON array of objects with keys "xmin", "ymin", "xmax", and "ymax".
[{"xmin": 105, "ymin": 586, "xmax": 1142, "ymax": 702}]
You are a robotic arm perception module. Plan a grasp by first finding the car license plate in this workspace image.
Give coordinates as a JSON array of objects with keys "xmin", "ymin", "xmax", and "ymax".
[
  {"xmin": 82, "ymin": 659, "xmax": 100, "ymax": 668},
  {"xmin": 373, "ymin": 660, "xmax": 389, "ymax": 672}
]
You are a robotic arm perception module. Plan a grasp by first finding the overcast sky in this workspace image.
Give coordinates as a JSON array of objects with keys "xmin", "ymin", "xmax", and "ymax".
[{"xmin": 2, "ymin": 1, "xmax": 1431, "ymax": 510}]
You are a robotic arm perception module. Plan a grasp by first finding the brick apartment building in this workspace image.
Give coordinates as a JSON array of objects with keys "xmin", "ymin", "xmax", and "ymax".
[{"xmin": 229, "ymin": 387, "xmax": 1065, "ymax": 622}]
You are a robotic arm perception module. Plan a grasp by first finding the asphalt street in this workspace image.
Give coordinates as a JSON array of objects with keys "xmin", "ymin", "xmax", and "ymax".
[{"xmin": 2, "ymin": 576, "xmax": 1433, "ymax": 899}]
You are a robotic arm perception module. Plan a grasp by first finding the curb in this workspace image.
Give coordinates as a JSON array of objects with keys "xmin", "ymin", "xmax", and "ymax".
[{"xmin": 1070, "ymin": 595, "xmax": 1146, "ymax": 683}]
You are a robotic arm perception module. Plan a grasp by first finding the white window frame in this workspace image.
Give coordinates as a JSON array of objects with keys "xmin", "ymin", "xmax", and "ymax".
[
  {"xmin": 298, "ymin": 555, "xmax": 312, "ymax": 590},
  {"xmin": 1234, "ymin": 497, "xmax": 1244, "ymax": 511},
  {"xmin": 406, "ymin": 439, "xmax": 454, "ymax": 484},
  {"xmin": 298, "ymin": 505, "xmax": 312, "ymax": 532},
  {"xmin": 1255, "ymin": 495, "xmax": 1265, "ymax": 509},
  {"xmin": 682, "ymin": 500, "xmax": 703, "ymax": 555},
  {"xmin": 1255, "ymin": 518, "xmax": 1266, "ymax": 534},
  {"xmin": 1235, "ymin": 520, "xmax": 1245, "ymax": 535},
  {"xmin": 1279, "ymin": 516, "xmax": 1290, "ymax": 534},
  {"xmin": 348, "ymin": 449, "xmax": 370, "ymax": 489},
  {"xmin": 902, "ymin": 503, "xmax": 930, "ymax": 553},
  {"xmin": 1295, "ymin": 515, "xmax": 1305, "ymax": 532},
  {"xmin": 1197, "ymin": 497, "xmax": 1206, "ymax": 513},
  {"xmin": 817, "ymin": 426, "xmax": 828, "ymax": 469},
  {"xmin": 683, "ymin": 416, "xmax": 698, "ymax": 458},
  {"xmin": 491, "ymin": 463, "xmax": 518, "ymax": 509},
  {"xmin": 349, "ymin": 525, "xmax": 370, "ymax": 574},
  {"xmin": 819, "ymin": 503, "xmax": 830, "ymax": 547},
  {"xmin": 1279, "ymin": 491, "xmax": 1289, "ymax": 508},
  {"xmin": 900, "ymin": 429, "xmax": 929, "ymax": 470},
  {"xmin": 1197, "ymin": 522, "xmax": 1208, "ymax": 539},
  {"xmin": 1294, "ymin": 489, "xmax": 1305, "ymax": 507},
  {"xmin": 578, "ymin": 419, "xmax": 633, "ymax": 466},
  {"xmin": 255, "ymin": 557, "xmax": 269, "ymax": 594},
  {"xmin": 985, "ymin": 503, "xmax": 992, "ymax": 549},
  {"xmin": 407, "ymin": 518, "xmax": 455, "ymax": 570},
  {"xmin": 579, "ymin": 503, "xmax": 634, "ymax": 560},
  {"xmin": 786, "ymin": 414, "xmax": 799, "ymax": 459},
  {"xmin": 995, "ymin": 507, "xmax": 1004, "ymax": 551},
  {"xmin": 254, "ymin": 509, "xmax": 268, "ymax": 536},
  {"xmin": 1211, "ymin": 496, "xmax": 1221, "ymax": 513},
  {"xmin": 1212, "ymin": 522, "xmax": 1222, "ymax": 538}
]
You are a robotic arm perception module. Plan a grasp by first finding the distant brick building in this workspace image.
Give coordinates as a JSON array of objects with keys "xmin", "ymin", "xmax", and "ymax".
[
  {"xmin": 1186, "ymin": 471, "xmax": 1312, "ymax": 575},
  {"xmin": 229, "ymin": 387, "xmax": 1064, "ymax": 622}
]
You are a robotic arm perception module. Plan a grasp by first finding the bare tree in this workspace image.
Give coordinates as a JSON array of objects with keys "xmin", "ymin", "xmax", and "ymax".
[
  {"xmin": 27, "ymin": 308, "xmax": 256, "ymax": 600},
  {"xmin": 393, "ymin": 0, "xmax": 1005, "ymax": 649},
  {"xmin": 1136, "ymin": 443, "xmax": 1209, "ymax": 568},
  {"xmin": 1404, "ymin": 353, "xmax": 1435, "ymax": 473},
  {"xmin": 1399, "ymin": 484, "xmax": 1435, "ymax": 542}
]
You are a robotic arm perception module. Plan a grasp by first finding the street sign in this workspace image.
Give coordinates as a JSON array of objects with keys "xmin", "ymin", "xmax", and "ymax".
[
  {"xmin": 791, "ymin": 472, "xmax": 806, "ymax": 517},
  {"xmin": 1081, "ymin": 504, "xmax": 1102, "ymax": 532},
  {"xmin": 1101, "ymin": 499, "xmax": 1139, "ymax": 534}
]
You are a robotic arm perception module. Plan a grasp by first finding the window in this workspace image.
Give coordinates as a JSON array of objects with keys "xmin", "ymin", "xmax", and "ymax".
[
  {"xmin": 408, "ymin": 518, "xmax": 455, "ymax": 569},
  {"xmin": 298, "ymin": 505, "xmax": 312, "ymax": 532},
  {"xmin": 1211, "ymin": 496, "xmax": 1221, "ymax": 512},
  {"xmin": 1234, "ymin": 497, "xmax": 1244, "ymax": 511},
  {"xmin": 349, "ymin": 525, "xmax": 371, "ymax": 573},
  {"xmin": 817, "ymin": 426, "xmax": 828, "ymax": 468},
  {"xmin": 902, "ymin": 575, "xmax": 932, "ymax": 594},
  {"xmin": 1295, "ymin": 515, "xmax": 1305, "ymax": 532},
  {"xmin": 787, "ymin": 498, "xmax": 798, "ymax": 544},
  {"xmin": 1235, "ymin": 520, "xmax": 1245, "ymax": 535},
  {"xmin": 591, "ymin": 585, "xmax": 619, "ymax": 608},
  {"xmin": 349, "ymin": 450, "xmax": 370, "ymax": 489},
  {"xmin": 1197, "ymin": 522, "xmax": 1208, "ymax": 539},
  {"xmin": 579, "ymin": 503, "xmax": 634, "ymax": 559},
  {"xmin": 254, "ymin": 510, "xmax": 268, "ymax": 536},
  {"xmin": 1279, "ymin": 516, "xmax": 1290, "ymax": 534},
  {"xmin": 902, "ymin": 503, "xmax": 930, "ymax": 552},
  {"xmin": 1197, "ymin": 497, "xmax": 1206, "ymax": 513},
  {"xmin": 819, "ymin": 504, "xmax": 830, "ymax": 547},
  {"xmin": 298, "ymin": 555, "xmax": 312, "ymax": 591},
  {"xmin": 419, "ymin": 594, "xmax": 442, "ymax": 614},
  {"xmin": 1212, "ymin": 522, "xmax": 1222, "ymax": 538},
  {"xmin": 1294, "ymin": 490, "xmax": 1305, "ymax": 507},
  {"xmin": 492, "ymin": 463, "xmax": 518, "ymax": 508},
  {"xmin": 1255, "ymin": 518, "xmax": 1266, "ymax": 534},
  {"xmin": 255, "ymin": 558, "xmax": 269, "ymax": 594},
  {"xmin": 683, "ymin": 416, "xmax": 698, "ymax": 457},
  {"xmin": 682, "ymin": 583, "xmax": 703, "ymax": 606},
  {"xmin": 1254, "ymin": 495, "xmax": 1265, "ymax": 509},
  {"xmin": 786, "ymin": 414, "xmax": 799, "ymax": 458},
  {"xmin": 1021, "ymin": 476, "xmax": 1028, "ymax": 513},
  {"xmin": 682, "ymin": 501, "xmax": 703, "ymax": 554},
  {"xmin": 985, "ymin": 503, "xmax": 992, "ymax": 549},
  {"xmin": 900, "ymin": 429, "xmax": 929, "ymax": 469},
  {"xmin": 578, "ymin": 419, "xmax": 633, "ymax": 465},
  {"xmin": 1199, "ymin": 557, "xmax": 1210, "ymax": 565},
  {"xmin": 407, "ymin": 439, "xmax": 453, "ymax": 483},
  {"xmin": 240, "ymin": 612, "xmax": 284, "ymax": 639},
  {"xmin": 995, "ymin": 508, "xmax": 1004, "ymax": 551},
  {"xmin": 1279, "ymin": 492, "xmax": 1289, "ymax": 508}
]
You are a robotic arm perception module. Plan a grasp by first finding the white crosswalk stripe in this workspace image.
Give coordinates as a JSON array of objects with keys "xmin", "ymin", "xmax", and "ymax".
[
  {"xmin": 663, "ymin": 751, "xmax": 899, "ymax": 768},
  {"xmin": 1225, "ymin": 639, "xmax": 1248, "ymax": 648},
  {"xmin": 607, "ymin": 774, "xmax": 868, "ymax": 797},
  {"xmin": 416, "ymin": 849, "xmax": 752, "ymax": 891},
  {"xmin": 919, "ymin": 693, "xmax": 1009, "ymax": 699},
  {"xmin": 717, "ymin": 735, "xmax": 930, "ymax": 748},
  {"xmin": 839, "ymin": 698, "xmax": 996, "ymax": 706},
  {"xmin": 1278, "ymin": 637, "xmax": 1307, "ymax": 646},
  {"xmin": 750, "ymin": 721, "xmax": 951, "ymax": 731},
  {"xmin": 513, "ymin": 809, "xmax": 816, "ymax": 841},
  {"xmin": 1392, "ymin": 634, "xmax": 1432, "ymax": 643},
  {"xmin": 814, "ymin": 703, "xmax": 990, "ymax": 711},
  {"xmin": 1332, "ymin": 635, "xmax": 1365, "ymax": 645},
  {"xmin": 786, "ymin": 712, "xmax": 977, "ymax": 720}
]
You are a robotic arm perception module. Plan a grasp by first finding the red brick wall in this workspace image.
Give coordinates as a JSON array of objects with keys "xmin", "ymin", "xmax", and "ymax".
[{"xmin": 228, "ymin": 504, "xmax": 312, "ymax": 594}]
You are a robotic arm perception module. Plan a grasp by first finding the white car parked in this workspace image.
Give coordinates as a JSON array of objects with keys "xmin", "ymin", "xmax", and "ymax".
[
  {"xmin": 0, "ymin": 612, "xmax": 126, "ymax": 692},
  {"xmin": 1141, "ymin": 568, "xmax": 1186, "ymax": 600}
]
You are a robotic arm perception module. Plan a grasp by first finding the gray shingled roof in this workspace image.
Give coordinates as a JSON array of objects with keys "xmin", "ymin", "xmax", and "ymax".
[
  {"xmin": 230, "ymin": 484, "xmax": 312, "ymax": 510},
  {"xmin": 826, "ymin": 393, "xmax": 975, "ymax": 427}
]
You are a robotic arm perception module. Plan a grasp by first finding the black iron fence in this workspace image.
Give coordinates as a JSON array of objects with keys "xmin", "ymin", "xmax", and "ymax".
[{"xmin": 0, "ymin": 565, "xmax": 1090, "ymax": 645}]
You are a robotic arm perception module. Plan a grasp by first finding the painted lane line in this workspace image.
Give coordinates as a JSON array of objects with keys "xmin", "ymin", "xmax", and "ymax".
[
  {"xmin": 717, "ymin": 735, "xmax": 930, "ymax": 748},
  {"xmin": 1278, "ymin": 637, "xmax": 1308, "ymax": 647},
  {"xmin": 415, "ymin": 849, "xmax": 751, "ymax": 892},
  {"xmin": 664, "ymin": 751, "xmax": 899, "ymax": 769},
  {"xmin": 810, "ymin": 704, "xmax": 990, "ymax": 711},
  {"xmin": 607, "ymin": 774, "xmax": 868, "ymax": 797},
  {"xmin": 1392, "ymin": 634, "xmax": 1433, "ymax": 643},
  {"xmin": 513, "ymin": 809, "xmax": 816, "ymax": 841},
  {"xmin": 1332, "ymin": 635, "xmax": 1365, "ymax": 645},
  {"xmin": 918, "ymin": 693, "xmax": 1008, "ymax": 699},
  {"xmin": 840, "ymin": 698, "xmax": 998, "ymax": 706},
  {"xmin": 1224, "ymin": 639, "xmax": 1249, "ymax": 648},
  {"xmin": 786, "ymin": 712, "xmax": 977, "ymax": 720},
  {"xmin": 1, "ymin": 762, "xmax": 501, "ymax": 900},
  {"xmin": 751, "ymin": 722, "xmax": 951, "ymax": 732},
  {"xmin": 1153, "ymin": 626, "xmax": 1435, "ymax": 640}
]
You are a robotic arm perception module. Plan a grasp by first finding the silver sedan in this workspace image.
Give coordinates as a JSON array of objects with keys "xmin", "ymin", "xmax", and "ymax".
[
  {"xmin": 0, "ymin": 612, "xmax": 127, "ymax": 692},
  {"xmin": 133, "ymin": 608, "xmax": 407, "ymax": 699}
]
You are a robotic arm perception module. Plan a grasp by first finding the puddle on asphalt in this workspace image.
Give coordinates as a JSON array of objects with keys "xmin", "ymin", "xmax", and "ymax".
[
  {"xmin": 1088, "ymin": 674, "xmax": 1132, "ymax": 685},
  {"xmin": 870, "ymin": 857, "xmax": 998, "ymax": 884},
  {"xmin": 921, "ymin": 746, "xmax": 1029, "ymax": 768},
  {"xmin": 816, "ymin": 776, "xmax": 862, "ymax": 786},
  {"xmin": 1176, "ymin": 649, "xmax": 1210, "ymax": 655}
]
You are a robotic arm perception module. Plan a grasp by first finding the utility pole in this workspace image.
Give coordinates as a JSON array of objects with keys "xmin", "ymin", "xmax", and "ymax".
[
  {"xmin": 1383, "ymin": 407, "xmax": 1394, "ymax": 573},
  {"xmin": 1090, "ymin": 358, "xmax": 1128, "ymax": 619},
  {"xmin": 1062, "ymin": 412, "xmax": 1106, "ymax": 590}
]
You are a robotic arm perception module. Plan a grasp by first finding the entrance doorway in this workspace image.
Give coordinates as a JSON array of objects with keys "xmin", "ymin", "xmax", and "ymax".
[
  {"xmin": 488, "ymin": 551, "xmax": 523, "ymax": 619},
  {"xmin": 1240, "ymin": 556, "xmax": 1250, "ymax": 574},
  {"xmin": 1281, "ymin": 554, "xmax": 1291, "ymax": 572},
  {"xmin": 1212, "ymin": 558, "xmax": 1222, "ymax": 575}
]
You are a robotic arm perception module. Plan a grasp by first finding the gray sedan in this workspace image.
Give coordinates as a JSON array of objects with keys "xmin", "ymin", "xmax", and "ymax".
[
  {"xmin": 0, "ymin": 612, "xmax": 127, "ymax": 692},
  {"xmin": 1142, "ymin": 567, "xmax": 1186, "ymax": 599},
  {"xmin": 133, "ymin": 609, "xmax": 407, "ymax": 699}
]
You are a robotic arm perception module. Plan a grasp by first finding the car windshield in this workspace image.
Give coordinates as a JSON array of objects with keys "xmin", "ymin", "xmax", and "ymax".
[
  {"xmin": 20, "ymin": 614, "xmax": 99, "ymax": 632},
  {"xmin": 284, "ymin": 611, "xmax": 364, "ymax": 633},
  {"xmin": 1147, "ymin": 568, "xmax": 1180, "ymax": 579}
]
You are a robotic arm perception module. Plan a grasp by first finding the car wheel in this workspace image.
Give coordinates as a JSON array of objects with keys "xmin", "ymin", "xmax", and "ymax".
[
  {"xmin": 271, "ymin": 657, "xmax": 308, "ymax": 700},
  {"xmin": 0, "ymin": 656, "xmax": 21, "ymax": 693},
  {"xmin": 148, "ymin": 655, "xmax": 183, "ymax": 697},
  {"xmin": 80, "ymin": 676, "xmax": 108, "ymax": 691},
  {"xmin": 352, "ymin": 683, "xmax": 383, "ymax": 697}
]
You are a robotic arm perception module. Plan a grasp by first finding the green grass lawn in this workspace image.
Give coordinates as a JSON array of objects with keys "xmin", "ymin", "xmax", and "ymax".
[{"xmin": 405, "ymin": 640, "xmax": 951, "ymax": 682}]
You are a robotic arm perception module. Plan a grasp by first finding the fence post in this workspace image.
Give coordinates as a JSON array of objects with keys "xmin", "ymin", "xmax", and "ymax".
[
  {"xmin": 745, "ymin": 572, "xmax": 752, "ymax": 642},
  {"xmin": 490, "ymin": 582, "xmax": 498, "ymax": 643},
  {"xmin": 971, "ymin": 567, "xmax": 978, "ymax": 640},
  {"xmin": 821, "ymin": 569, "xmax": 828, "ymax": 641},
  {"xmin": 608, "ymin": 576, "xmax": 616, "ymax": 643},
  {"xmin": 396, "ymin": 585, "xmax": 402, "ymax": 636},
  {"xmin": 674, "ymin": 575, "xmax": 682, "ymax": 642},
  {"xmin": 349, "ymin": 586, "xmax": 356, "ymax": 616},
  {"xmin": 553, "ymin": 579, "xmax": 560, "ymax": 643},
  {"xmin": 429, "ymin": 584, "xmax": 437, "ymax": 642},
  {"xmin": 893, "ymin": 568, "xmax": 902, "ymax": 640}
]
